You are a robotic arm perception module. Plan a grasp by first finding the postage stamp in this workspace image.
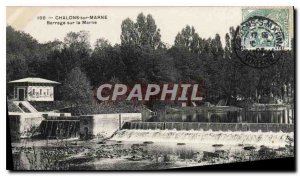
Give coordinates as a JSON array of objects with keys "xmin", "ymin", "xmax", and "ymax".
[
  {"xmin": 234, "ymin": 7, "xmax": 294, "ymax": 68},
  {"xmin": 241, "ymin": 8, "xmax": 291, "ymax": 50}
]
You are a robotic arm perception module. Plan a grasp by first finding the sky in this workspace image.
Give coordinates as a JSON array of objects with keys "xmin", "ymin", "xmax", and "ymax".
[{"xmin": 6, "ymin": 7, "xmax": 242, "ymax": 47}]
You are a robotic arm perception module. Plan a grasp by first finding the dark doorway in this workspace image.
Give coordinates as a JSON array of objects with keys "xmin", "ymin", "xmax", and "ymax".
[
  {"xmin": 18, "ymin": 89, "xmax": 24, "ymax": 101},
  {"xmin": 83, "ymin": 127, "xmax": 89, "ymax": 140}
]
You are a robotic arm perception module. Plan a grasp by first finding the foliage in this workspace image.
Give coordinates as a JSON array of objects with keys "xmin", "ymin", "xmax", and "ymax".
[
  {"xmin": 60, "ymin": 67, "xmax": 94, "ymax": 115},
  {"xmin": 121, "ymin": 13, "xmax": 164, "ymax": 49},
  {"xmin": 6, "ymin": 12, "xmax": 295, "ymax": 109}
]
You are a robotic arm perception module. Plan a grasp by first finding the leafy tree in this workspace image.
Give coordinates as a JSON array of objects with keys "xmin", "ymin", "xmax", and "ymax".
[
  {"xmin": 6, "ymin": 26, "xmax": 39, "ymax": 56},
  {"xmin": 6, "ymin": 26, "xmax": 40, "ymax": 81},
  {"xmin": 174, "ymin": 25, "xmax": 204, "ymax": 54},
  {"xmin": 168, "ymin": 47, "xmax": 202, "ymax": 82},
  {"xmin": 121, "ymin": 13, "xmax": 164, "ymax": 49},
  {"xmin": 210, "ymin": 34, "xmax": 223, "ymax": 57},
  {"xmin": 60, "ymin": 67, "xmax": 94, "ymax": 114},
  {"xmin": 94, "ymin": 38, "xmax": 111, "ymax": 51},
  {"xmin": 6, "ymin": 15, "xmax": 295, "ymax": 108},
  {"xmin": 84, "ymin": 41, "xmax": 126, "ymax": 87},
  {"xmin": 64, "ymin": 31, "xmax": 91, "ymax": 51},
  {"xmin": 63, "ymin": 31, "xmax": 91, "ymax": 69}
]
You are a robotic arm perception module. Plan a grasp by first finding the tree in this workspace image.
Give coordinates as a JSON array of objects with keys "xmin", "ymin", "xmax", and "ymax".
[
  {"xmin": 84, "ymin": 42, "xmax": 126, "ymax": 87},
  {"xmin": 6, "ymin": 17, "xmax": 295, "ymax": 108},
  {"xmin": 121, "ymin": 13, "xmax": 164, "ymax": 49},
  {"xmin": 6, "ymin": 26, "xmax": 40, "ymax": 81},
  {"xmin": 210, "ymin": 34, "xmax": 223, "ymax": 57},
  {"xmin": 94, "ymin": 38, "xmax": 111, "ymax": 51},
  {"xmin": 64, "ymin": 31, "xmax": 91, "ymax": 51},
  {"xmin": 168, "ymin": 47, "xmax": 202, "ymax": 82},
  {"xmin": 6, "ymin": 26, "xmax": 39, "ymax": 56},
  {"xmin": 174, "ymin": 25, "xmax": 204, "ymax": 54},
  {"xmin": 62, "ymin": 31, "xmax": 91, "ymax": 69},
  {"xmin": 120, "ymin": 13, "xmax": 168, "ymax": 83},
  {"xmin": 138, "ymin": 46, "xmax": 178, "ymax": 82},
  {"xmin": 60, "ymin": 67, "xmax": 94, "ymax": 115}
]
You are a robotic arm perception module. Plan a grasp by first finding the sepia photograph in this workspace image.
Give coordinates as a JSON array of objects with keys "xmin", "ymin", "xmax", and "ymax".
[{"xmin": 6, "ymin": 6, "xmax": 295, "ymax": 171}]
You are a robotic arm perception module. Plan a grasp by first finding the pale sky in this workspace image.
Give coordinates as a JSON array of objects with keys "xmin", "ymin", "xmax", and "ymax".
[{"xmin": 7, "ymin": 7, "xmax": 242, "ymax": 47}]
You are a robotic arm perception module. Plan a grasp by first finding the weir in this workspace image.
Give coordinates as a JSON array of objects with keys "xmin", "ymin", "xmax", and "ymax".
[
  {"xmin": 112, "ymin": 129, "xmax": 293, "ymax": 146},
  {"xmin": 38, "ymin": 116, "xmax": 80, "ymax": 138},
  {"xmin": 121, "ymin": 122, "xmax": 294, "ymax": 133}
]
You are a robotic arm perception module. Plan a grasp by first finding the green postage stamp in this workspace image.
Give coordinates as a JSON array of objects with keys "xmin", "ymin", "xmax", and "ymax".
[{"xmin": 241, "ymin": 7, "xmax": 293, "ymax": 50}]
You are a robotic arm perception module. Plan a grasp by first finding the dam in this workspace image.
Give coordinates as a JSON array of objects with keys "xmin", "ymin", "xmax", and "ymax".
[
  {"xmin": 121, "ymin": 122, "xmax": 294, "ymax": 133},
  {"xmin": 112, "ymin": 106, "xmax": 294, "ymax": 146},
  {"xmin": 9, "ymin": 113, "xmax": 142, "ymax": 140},
  {"xmin": 9, "ymin": 102, "xmax": 294, "ymax": 144}
]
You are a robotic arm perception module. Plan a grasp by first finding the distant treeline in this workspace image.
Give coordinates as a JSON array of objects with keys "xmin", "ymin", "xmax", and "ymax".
[{"xmin": 7, "ymin": 13, "xmax": 294, "ymax": 108}]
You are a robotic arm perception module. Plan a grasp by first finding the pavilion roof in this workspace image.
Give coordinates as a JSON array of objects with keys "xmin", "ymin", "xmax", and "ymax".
[{"xmin": 8, "ymin": 77, "xmax": 60, "ymax": 84}]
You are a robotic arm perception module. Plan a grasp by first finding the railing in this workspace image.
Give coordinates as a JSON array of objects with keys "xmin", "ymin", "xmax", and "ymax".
[
  {"xmin": 18, "ymin": 103, "xmax": 31, "ymax": 113},
  {"xmin": 122, "ymin": 122, "xmax": 294, "ymax": 133},
  {"xmin": 20, "ymin": 101, "xmax": 38, "ymax": 113}
]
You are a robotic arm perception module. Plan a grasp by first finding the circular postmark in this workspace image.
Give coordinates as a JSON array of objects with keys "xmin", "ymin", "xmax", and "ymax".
[{"xmin": 234, "ymin": 16, "xmax": 285, "ymax": 68}]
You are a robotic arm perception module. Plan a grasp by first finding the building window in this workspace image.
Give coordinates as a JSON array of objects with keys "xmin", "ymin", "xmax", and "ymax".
[
  {"xmin": 47, "ymin": 89, "xmax": 49, "ymax": 95},
  {"xmin": 32, "ymin": 89, "xmax": 35, "ymax": 95},
  {"xmin": 40, "ymin": 89, "xmax": 42, "ymax": 95}
]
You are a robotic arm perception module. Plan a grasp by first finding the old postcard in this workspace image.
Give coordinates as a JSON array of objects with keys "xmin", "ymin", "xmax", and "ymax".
[{"xmin": 6, "ymin": 6, "xmax": 295, "ymax": 171}]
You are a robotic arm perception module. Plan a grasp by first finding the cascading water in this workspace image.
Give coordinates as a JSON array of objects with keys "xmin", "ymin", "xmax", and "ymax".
[
  {"xmin": 111, "ymin": 129, "xmax": 293, "ymax": 147},
  {"xmin": 39, "ymin": 120, "xmax": 80, "ymax": 138},
  {"xmin": 122, "ymin": 122, "xmax": 294, "ymax": 132}
]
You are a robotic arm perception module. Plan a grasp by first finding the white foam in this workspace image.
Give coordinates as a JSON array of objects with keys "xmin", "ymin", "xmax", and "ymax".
[{"xmin": 111, "ymin": 129, "xmax": 293, "ymax": 147}]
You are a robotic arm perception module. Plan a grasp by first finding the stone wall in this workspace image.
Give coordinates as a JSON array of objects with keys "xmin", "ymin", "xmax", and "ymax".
[
  {"xmin": 79, "ymin": 113, "xmax": 142, "ymax": 138},
  {"xmin": 9, "ymin": 112, "xmax": 72, "ymax": 140},
  {"xmin": 9, "ymin": 114, "xmax": 43, "ymax": 140}
]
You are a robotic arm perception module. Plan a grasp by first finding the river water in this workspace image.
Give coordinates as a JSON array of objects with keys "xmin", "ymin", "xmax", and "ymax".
[{"xmin": 10, "ymin": 108, "xmax": 295, "ymax": 170}]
